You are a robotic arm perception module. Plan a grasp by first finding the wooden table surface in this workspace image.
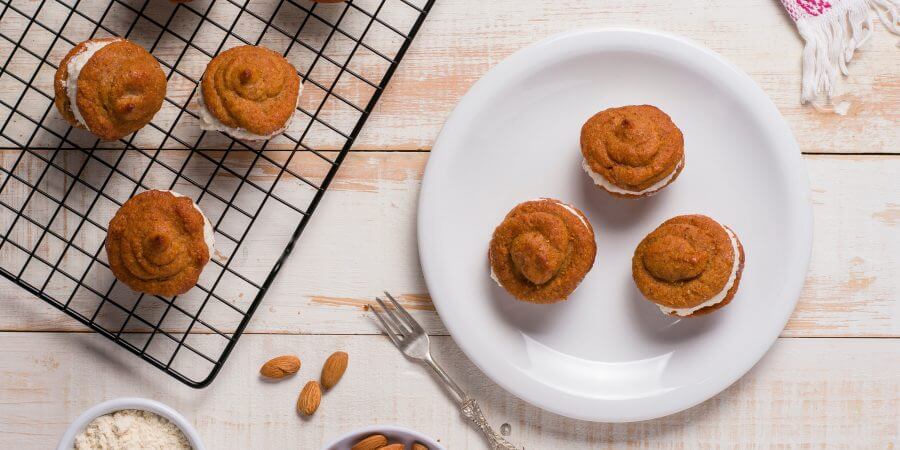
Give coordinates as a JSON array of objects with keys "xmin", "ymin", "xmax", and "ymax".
[{"xmin": 1, "ymin": 0, "xmax": 898, "ymax": 448}]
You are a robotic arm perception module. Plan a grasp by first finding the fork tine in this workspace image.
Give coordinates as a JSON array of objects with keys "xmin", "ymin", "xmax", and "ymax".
[
  {"xmin": 371, "ymin": 302, "xmax": 403, "ymax": 348},
  {"xmin": 375, "ymin": 296, "xmax": 409, "ymax": 335},
  {"xmin": 384, "ymin": 291, "xmax": 423, "ymax": 332}
]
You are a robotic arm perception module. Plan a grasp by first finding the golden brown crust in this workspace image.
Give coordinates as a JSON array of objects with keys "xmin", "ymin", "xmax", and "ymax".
[
  {"xmin": 596, "ymin": 158, "xmax": 684, "ymax": 199},
  {"xmin": 106, "ymin": 190, "xmax": 210, "ymax": 296},
  {"xmin": 489, "ymin": 199, "xmax": 596, "ymax": 303},
  {"xmin": 581, "ymin": 105, "xmax": 684, "ymax": 194},
  {"xmin": 201, "ymin": 45, "xmax": 300, "ymax": 136},
  {"xmin": 632, "ymin": 215, "xmax": 742, "ymax": 312},
  {"xmin": 54, "ymin": 37, "xmax": 119, "ymax": 130},
  {"xmin": 54, "ymin": 38, "xmax": 166, "ymax": 141},
  {"xmin": 678, "ymin": 228, "xmax": 744, "ymax": 317}
]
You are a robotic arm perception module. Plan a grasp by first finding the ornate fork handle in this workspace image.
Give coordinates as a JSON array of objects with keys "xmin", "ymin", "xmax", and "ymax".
[
  {"xmin": 421, "ymin": 355, "xmax": 518, "ymax": 449},
  {"xmin": 460, "ymin": 398, "xmax": 517, "ymax": 450},
  {"xmin": 373, "ymin": 293, "xmax": 519, "ymax": 450}
]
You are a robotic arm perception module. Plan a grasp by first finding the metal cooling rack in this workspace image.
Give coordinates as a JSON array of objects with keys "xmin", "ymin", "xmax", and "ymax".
[{"xmin": 0, "ymin": 0, "xmax": 433, "ymax": 387}]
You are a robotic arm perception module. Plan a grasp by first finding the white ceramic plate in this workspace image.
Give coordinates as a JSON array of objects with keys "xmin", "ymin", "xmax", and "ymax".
[{"xmin": 418, "ymin": 28, "xmax": 812, "ymax": 422}]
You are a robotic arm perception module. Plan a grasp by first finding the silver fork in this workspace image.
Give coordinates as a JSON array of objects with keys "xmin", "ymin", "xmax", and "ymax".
[{"xmin": 372, "ymin": 292, "xmax": 518, "ymax": 450}]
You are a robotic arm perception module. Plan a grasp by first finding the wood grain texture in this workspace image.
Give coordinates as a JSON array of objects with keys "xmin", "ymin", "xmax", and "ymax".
[
  {"xmin": 1, "ymin": 1, "xmax": 898, "ymax": 448},
  {"xmin": 1, "ymin": 0, "xmax": 896, "ymax": 151},
  {"xmin": 363, "ymin": 0, "xmax": 900, "ymax": 153},
  {"xmin": 0, "ymin": 333, "xmax": 895, "ymax": 449},
  {"xmin": 1, "ymin": 152, "xmax": 897, "ymax": 337}
]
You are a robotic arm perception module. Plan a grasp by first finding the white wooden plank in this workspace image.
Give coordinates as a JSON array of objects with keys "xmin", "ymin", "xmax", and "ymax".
[
  {"xmin": 362, "ymin": 0, "xmax": 900, "ymax": 154},
  {"xmin": 0, "ymin": 152, "xmax": 897, "ymax": 336},
  {"xmin": 1, "ymin": 0, "xmax": 896, "ymax": 152},
  {"xmin": 0, "ymin": 333, "xmax": 895, "ymax": 449}
]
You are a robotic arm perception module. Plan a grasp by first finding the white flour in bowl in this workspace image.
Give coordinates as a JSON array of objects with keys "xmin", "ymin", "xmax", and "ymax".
[{"xmin": 74, "ymin": 409, "xmax": 191, "ymax": 450}]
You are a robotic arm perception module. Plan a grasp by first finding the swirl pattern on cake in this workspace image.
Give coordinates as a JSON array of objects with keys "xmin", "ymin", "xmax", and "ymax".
[
  {"xmin": 581, "ymin": 105, "xmax": 684, "ymax": 197},
  {"xmin": 199, "ymin": 45, "xmax": 301, "ymax": 140},
  {"xmin": 632, "ymin": 214, "xmax": 745, "ymax": 316},
  {"xmin": 54, "ymin": 38, "xmax": 166, "ymax": 141},
  {"xmin": 106, "ymin": 190, "xmax": 213, "ymax": 296},
  {"xmin": 488, "ymin": 199, "xmax": 596, "ymax": 303}
]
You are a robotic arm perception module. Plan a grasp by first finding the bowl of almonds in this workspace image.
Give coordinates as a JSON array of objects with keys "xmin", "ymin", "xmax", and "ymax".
[{"xmin": 321, "ymin": 425, "xmax": 445, "ymax": 450}]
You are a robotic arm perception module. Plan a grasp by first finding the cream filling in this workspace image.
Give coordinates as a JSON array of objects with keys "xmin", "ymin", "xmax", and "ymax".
[
  {"xmin": 658, "ymin": 225, "xmax": 740, "ymax": 317},
  {"xmin": 490, "ymin": 265, "xmax": 502, "ymax": 287},
  {"xmin": 163, "ymin": 190, "xmax": 215, "ymax": 260},
  {"xmin": 196, "ymin": 82, "xmax": 303, "ymax": 141},
  {"xmin": 65, "ymin": 39, "xmax": 121, "ymax": 129},
  {"xmin": 583, "ymin": 158, "xmax": 684, "ymax": 196},
  {"xmin": 540, "ymin": 198, "xmax": 590, "ymax": 229},
  {"xmin": 489, "ymin": 199, "xmax": 591, "ymax": 288}
]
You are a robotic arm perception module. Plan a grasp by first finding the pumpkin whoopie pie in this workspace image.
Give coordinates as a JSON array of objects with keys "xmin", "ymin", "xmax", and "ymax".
[
  {"xmin": 54, "ymin": 37, "xmax": 166, "ymax": 141},
  {"xmin": 106, "ymin": 190, "xmax": 215, "ymax": 297},
  {"xmin": 198, "ymin": 45, "xmax": 302, "ymax": 141},
  {"xmin": 581, "ymin": 105, "xmax": 685, "ymax": 198},
  {"xmin": 489, "ymin": 198, "xmax": 596, "ymax": 303},
  {"xmin": 632, "ymin": 214, "xmax": 744, "ymax": 317}
]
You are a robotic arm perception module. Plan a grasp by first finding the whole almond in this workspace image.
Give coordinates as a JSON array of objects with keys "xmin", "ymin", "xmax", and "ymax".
[
  {"xmin": 259, "ymin": 355, "xmax": 300, "ymax": 379},
  {"xmin": 297, "ymin": 380, "xmax": 321, "ymax": 416},
  {"xmin": 321, "ymin": 351, "xmax": 349, "ymax": 389},
  {"xmin": 379, "ymin": 445, "xmax": 405, "ymax": 450},
  {"xmin": 412, "ymin": 444, "xmax": 428, "ymax": 450},
  {"xmin": 351, "ymin": 434, "xmax": 387, "ymax": 450}
]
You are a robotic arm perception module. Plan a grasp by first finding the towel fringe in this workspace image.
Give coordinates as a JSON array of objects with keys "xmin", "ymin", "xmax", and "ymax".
[{"xmin": 797, "ymin": 0, "xmax": 900, "ymax": 106}]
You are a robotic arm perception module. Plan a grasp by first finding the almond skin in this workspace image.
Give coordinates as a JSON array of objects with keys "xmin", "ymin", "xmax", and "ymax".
[
  {"xmin": 379, "ymin": 445, "xmax": 405, "ymax": 450},
  {"xmin": 321, "ymin": 351, "xmax": 349, "ymax": 389},
  {"xmin": 259, "ymin": 355, "xmax": 300, "ymax": 379},
  {"xmin": 412, "ymin": 444, "xmax": 428, "ymax": 450},
  {"xmin": 297, "ymin": 381, "xmax": 321, "ymax": 416},
  {"xmin": 351, "ymin": 434, "xmax": 388, "ymax": 450}
]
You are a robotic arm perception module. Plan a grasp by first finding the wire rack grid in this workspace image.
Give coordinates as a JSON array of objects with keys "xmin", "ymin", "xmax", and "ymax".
[{"xmin": 0, "ymin": 0, "xmax": 433, "ymax": 387}]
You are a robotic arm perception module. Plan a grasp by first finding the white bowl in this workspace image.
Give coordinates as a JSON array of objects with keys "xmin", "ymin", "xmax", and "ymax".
[
  {"xmin": 321, "ymin": 425, "xmax": 446, "ymax": 450},
  {"xmin": 57, "ymin": 397, "xmax": 205, "ymax": 450}
]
